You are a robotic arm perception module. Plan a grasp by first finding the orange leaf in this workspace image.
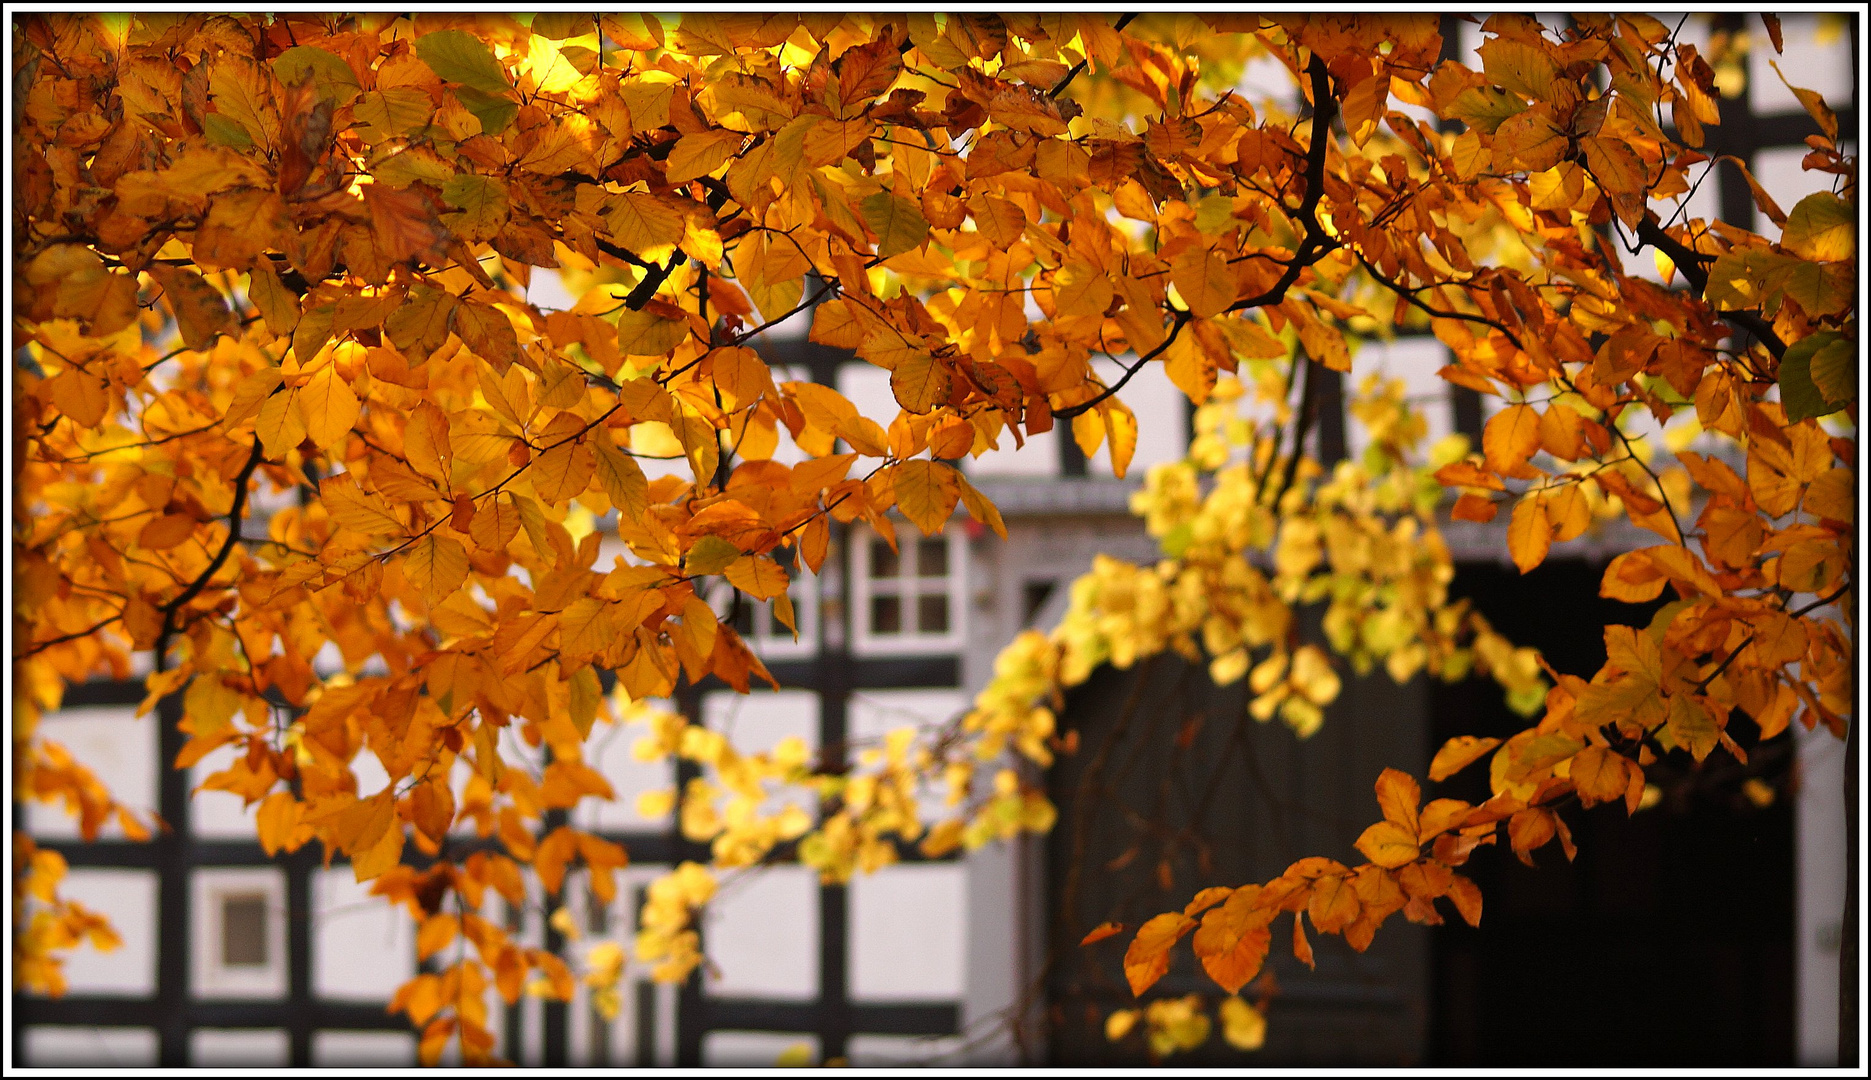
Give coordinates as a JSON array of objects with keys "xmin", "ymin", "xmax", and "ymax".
[
  {"xmin": 1291, "ymin": 912, "xmax": 1315, "ymax": 969},
  {"xmin": 892, "ymin": 459, "xmax": 961, "ymax": 536},
  {"xmin": 1482, "ymin": 403, "xmax": 1541, "ymax": 478},
  {"xmin": 1372, "ymin": 768, "xmax": 1420, "ymax": 834},
  {"xmin": 1429, "ymin": 736, "xmax": 1500, "ymax": 782},
  {"xmin": 1507, "ymin": 495, "xmax": 1551, "ymax": 574},
  {"xmin": 1192, "ymin": 887, "xmax": 1274, "ymax": 995},
  {"xmin": 1354, "ymin": 821, "xmax": 1421, "ymax": 869},
  {"xmin": 1451, "ymin": 492, "xmax": 1499, "ymax": 523},
  {"xmin": 1599, "ymin": 549, "xmax": 1667, "ymax": 603},
  {"xmin": 1123, "ymin": 911, "xmax": 1196, "ymax": 996},
  {"xmin": 1446, "ymin": 873, "xmax": 1483, "ymax": 926},
  {"xmin": 1307, "ymin": 874, "xmax": 1361, "ymax": 933},
  {"xmin": 1081, "ymin": 921, "xmax": 1125, "ymax": 947}
]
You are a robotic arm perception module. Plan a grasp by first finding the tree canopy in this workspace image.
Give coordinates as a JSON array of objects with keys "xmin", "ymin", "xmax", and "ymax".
[{"xmin": 12, "ymin": 12, "xmax": 1855, "ymax": 1064}]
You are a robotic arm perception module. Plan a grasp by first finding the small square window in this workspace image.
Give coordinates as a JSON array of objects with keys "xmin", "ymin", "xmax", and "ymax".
[
  {"xmin": 729, "ymin": 596, "xmax": 755, "ymax": 637},
  {"xmin": 916, "ymin": 537, "xmax": 947, "ymax": 578},
  {"xmin": 191, "ymin": 868, "xmax": 286, "ymax": 998},
  {"xmin": 221, "ymin": 894, "xmax": 268, "ymax": 967},
  {"xmin": 872, "ymin": 595, "xmax": 901, "ymax": 634},
  {"xmin": 870, "ymin": 539, "xmax": 899, "ymax": 579},
  {"xmin": 917, "ymin": 594, "xmax": 948, "ymax": 634}
]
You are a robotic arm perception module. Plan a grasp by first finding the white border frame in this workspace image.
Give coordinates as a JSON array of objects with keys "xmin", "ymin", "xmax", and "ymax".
[
  {"xmin": 849, "ymin": 523, "xmax": 967, "ymax": 656},
  {"xmin": 189, "ymin": 867, "xmax": 288, "ymax": 1000}
]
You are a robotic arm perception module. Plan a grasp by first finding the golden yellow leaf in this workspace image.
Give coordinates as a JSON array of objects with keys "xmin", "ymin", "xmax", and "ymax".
[
  {"xmin": 1124, "ymin": 911, "xmax": 1196, "ymax": 997},
  {"xmin": 1428, "ymin": 736, "xmax": 1500, "ymax": 782},
  {"xmin": 665, "ymin": 128, "xmax": 744, "ymax": 184},
  {"xmin": 301, "ymin": 364, "xmax": 360, "ymax": 451},
  {"xmin": 194, "ymin": 189, "xmax": 289, "ymax": 270},
  {"xmin": 404, "ymin": 535, "xmax": 469, "ymax": 607},
  {"xmin": 1354, "ymin": 821, "xmax": 1420, "ymax": 869},
  {"xmin": 322, "ymin": 474, "xmax": 407, "ymax": 536},
  {"xmin": 1170, "ymin": 246, "xmax": 1237, "ymax": 319},
  {"xmin": 44, "ymin": 366, "xmax": 111, "ymax": 427},
  {"xmin": 1482, "ymin": 403, "xmax": 1541, "ymax": 477},
  {"xmin": 725, "ymin": 554, "xmax": 790, "ymax": 600},
  {"xmin": 1219, "ymin": 997, "xmax": 1267, "ymax": 1051},
  {"xmin": 889, "ymin": 353, "xmax": 951, "ymax": 414},
  {"xmin": 893, "ymin": 459, "xmax": 961, "ymax": 535}
]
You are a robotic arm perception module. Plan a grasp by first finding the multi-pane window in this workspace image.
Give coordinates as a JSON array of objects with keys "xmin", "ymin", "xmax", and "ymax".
[{"xmin": 852, "ymin": 527, "xmax": 964, "ymax": 653}]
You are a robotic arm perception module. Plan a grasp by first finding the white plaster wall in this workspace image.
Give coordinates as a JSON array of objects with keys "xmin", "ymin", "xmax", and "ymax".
[
  {"xmin": 1087, "ymin": 357, "xmax": 1187, "ymax": 479},
  {"xmin": 701, "ymin": 865, "xmax": 819, "ymax": 1000},
  {"xmin": 1796, "ymin": 721, "xmax": 1848, "ymax": 1066},
  {"xmin": 49, "ymin": 868, "xmax": 158, "ymax": 997},
  {"xmin": 23, "ymin": 1026, "xmax": 158, "ymax": 1067},
  {"xmin": 1346, "ymin": 336, "xmax": 1455, "ymax": 462},
  {"xmin": 25, "ymin": 706, "xmax": 156, "ymax": 841},
  {"xmin": 312, "ymin": 867, "xmax": 415, "ymax": 1002},
  {"xmin": 1747, "ymin": 14, "xmax": 1855, "ymax": 116},
  {"xmin": 849, "ymin": 863, "xmax": 967, "ymax": 1001},
  {"xmin": 310, "ymin": 1030, "xmax": 417, "ymax": 1067},
  {"xmin": 700, "ymin": 1030, "xmax": 819, "ymax": 1066},
  {"xmin": 190, "ymin": 1028, "xmax": 289, "ymax": 1066}
]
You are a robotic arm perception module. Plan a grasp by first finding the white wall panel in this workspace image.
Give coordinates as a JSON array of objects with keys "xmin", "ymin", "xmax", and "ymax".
[
  {"xmin": 24, "ymin": 1026, "xmax": 158, "ymax": 1067},
  {"xmin": 311, "ymin": 1030, "xmax": 417, "ymax": 1067},
  {"xmin": 1346, "ymin": 337, "xmax": 1455, "ymax": 462},
  {"xmin": 573, "ymin": 708, "xmax": 676, "ymax": 833},
  {"xmin": 847, "ymin": 689, "xmax": 968, "ymax": 822},
  {"xmin": 26, "ymin": 706, "xmax": 156, "ymax": 841},
  {"xmin": 313, "ymin": 868, "xmax": 414, "ymax": 1001},
  {"xmin": 1754, "ymin": 144, "xmax": 1854, "ymax": 235},
  {"xmin": 189, "ymin": 742, "xmax": 260, "ymax": 839},
  {"xmin": 190, "ymin": 1028, "xmax": 289, "ymax": 1066},
  {"xmin": 1748, "ymin": 14, "xmax": 1854, "ymax": 115},
  {"xmin": 701, "ymin": 865, "xmax": 819, "ymax": 1000},
  {"xmin": 54, "ymin": 868, "xmax": 157, "ymax": 996},
  {"xmin": 1088, "ymin": 357, "xmax": 1187, "ymax": 477},
  {"xmin": 700, "ymin": 1030, "xmax": 819, "ymax": 1066},
  {"xmin": 850, "ymin": 863, "xmax": 967, "ymax": 1001}
]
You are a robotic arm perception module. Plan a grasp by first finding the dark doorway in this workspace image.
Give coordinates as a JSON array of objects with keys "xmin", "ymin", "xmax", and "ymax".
[
  {"xmin": 1043, "ymin": 641, "xmax": 1430, "ymax": 1065},
  {"xmin": 1427, "ymin": 559, "xmax": 1795, "ymax": 1066}
]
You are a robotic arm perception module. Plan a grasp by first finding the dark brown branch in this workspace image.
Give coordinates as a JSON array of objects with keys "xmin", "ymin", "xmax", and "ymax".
[
  {"xmin": 15, "ymin": 614, "xmax": 125, "ymax": 659},
  {"xmin": 1632, "ymin": 215, "xmax": 1787, "ymax": 360},
  {"xmin": 1267, "ymin": 354, "xmax": 1319, "ymax": 508},
  {"xmin": 1226, "ymin": 55, "xmax": 1340, "ymax": 314},
  {"xmin": 1047, "ymin": 13, "xmax": 1137, "ymax": 99},
  {"xmin": 1054, "ymin": 310, "xmax": 1192, "ymax": 420},
  {"xmin": 152, "ymin": 436, "xmax": 267, "ymax": 670},
  {"xmin": 1354, "ymin": 251, "xmax": 1526, "ymax": 351}
]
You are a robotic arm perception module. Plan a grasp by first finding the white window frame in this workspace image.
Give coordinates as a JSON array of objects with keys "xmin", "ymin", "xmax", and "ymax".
[
  {"xmin": 850, "ymin": 524, "xmax": 967, "ymax": 656},
  {"xmin": 190, "ymin": 867, "xmax": 287, "ymax": 999}
]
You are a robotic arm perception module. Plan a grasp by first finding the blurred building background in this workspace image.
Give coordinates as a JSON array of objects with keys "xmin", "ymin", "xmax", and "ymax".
[{"xmin": 13, "ymin": 12, "xmax": 1855, "ymax": 1068}]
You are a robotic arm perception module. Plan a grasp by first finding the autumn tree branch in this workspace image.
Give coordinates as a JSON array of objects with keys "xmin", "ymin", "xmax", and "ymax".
[
  {"xmin": 152, "ymin": 436, "xmax": 267, "ymax": 671},
  {"xmin": 1227, "ymin": 54, "xmax": 1341, "ymax": 314},
  {"xmin": 1047, "ymin": 13, "xmax": 1137, "ymax": 99},
  {"xmin": 1632, "ymin": 215, "xmax": 1788, "ymax": 360}
]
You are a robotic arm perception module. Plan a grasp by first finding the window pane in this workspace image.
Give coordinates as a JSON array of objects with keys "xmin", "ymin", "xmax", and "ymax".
[
  {"xmin": 729, "ymin": 596, "xmax": 755, "ymax": 637},
  {"xmin": 917, "ymin": 593, "xmax": 949, "ymax": 634},
  {"xmin": 870, "ymin": 539, "xmax": 899, "ymax": 579},
  {"xmin": 222, "ymin": 894, "xmax": 268, "ymax": 966},
  {"xmin": 916, "ymin": 537, "xmax": 947, "ymax": 578},
  {"xmin": 872, "ymin": 595, "xmax": 901, "ymax": 634}
]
